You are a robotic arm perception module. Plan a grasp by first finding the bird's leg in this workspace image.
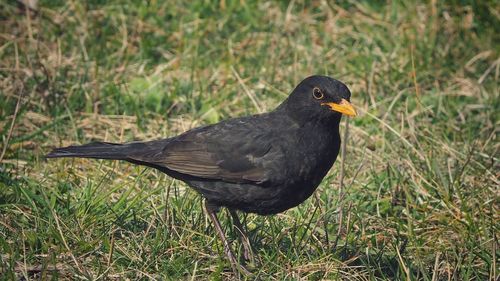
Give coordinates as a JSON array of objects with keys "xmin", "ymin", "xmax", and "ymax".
[
  {"xmin": 229, "ymin": 209, "xmax": 255, "ymax": 263},
  {"xmin": 205, "ymin": 201, "xmax": 250, "ymax": 276}
]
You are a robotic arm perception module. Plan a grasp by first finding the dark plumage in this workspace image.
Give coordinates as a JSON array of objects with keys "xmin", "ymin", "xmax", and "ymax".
[{"xmin": 46, "ymin": 75, "xmax": 356, "ymax": 275}]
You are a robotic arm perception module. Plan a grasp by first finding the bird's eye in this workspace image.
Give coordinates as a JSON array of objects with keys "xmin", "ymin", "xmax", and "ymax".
[{"xmin": 312, "ymin": 87, "xmax": 324, "ymax": 100}]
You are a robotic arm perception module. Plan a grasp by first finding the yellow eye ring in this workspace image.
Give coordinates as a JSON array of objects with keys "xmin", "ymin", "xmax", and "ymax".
[{"xmin": 312, "ymin": 87, "xmax": 324, "ymax": 99}]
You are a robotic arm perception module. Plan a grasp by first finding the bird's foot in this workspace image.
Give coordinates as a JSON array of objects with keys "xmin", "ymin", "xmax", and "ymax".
[
  {"xmin": 241, "ymin": 238, "xmax": 256, "ymax": 265},
  {"xmin": 226, "ymin": 248, "xmax": 252, "ymax": 276},
  {"xmin": 206, "ymin": 202, "xmax": 252, "ymax": 277}
]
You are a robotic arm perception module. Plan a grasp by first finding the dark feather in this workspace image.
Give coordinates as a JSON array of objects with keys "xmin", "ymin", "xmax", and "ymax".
[{"xmin": 128, "ymin": 116, "xmax": 280, "ymax": 184}]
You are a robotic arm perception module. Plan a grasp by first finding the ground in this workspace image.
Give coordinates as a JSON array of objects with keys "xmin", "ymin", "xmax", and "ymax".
[{"xmin": 0, "ymin": 1, "xmax": 498, "ymax": 280}]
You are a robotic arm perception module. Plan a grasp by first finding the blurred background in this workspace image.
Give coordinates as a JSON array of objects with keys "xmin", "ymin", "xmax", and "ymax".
[{"xmin": 1, "ymin": 1, "xmax": 498, "ymax": 279}]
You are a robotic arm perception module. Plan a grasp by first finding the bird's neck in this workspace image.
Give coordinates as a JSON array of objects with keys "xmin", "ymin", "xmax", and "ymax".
[{"xmin": 276, "ymin": 99, "xmax": 342, "ymax": 129}]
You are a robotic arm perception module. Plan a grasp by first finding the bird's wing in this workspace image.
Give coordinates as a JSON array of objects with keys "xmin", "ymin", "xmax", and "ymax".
[{"xmin": 128, "ymin": 116, "xmax": 283, "ymax": 185}]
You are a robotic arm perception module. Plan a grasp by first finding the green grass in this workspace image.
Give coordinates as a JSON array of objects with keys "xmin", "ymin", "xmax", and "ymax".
[{"xmin": 1, "ymin": 0, "xmax": 498, "ymax": 280}]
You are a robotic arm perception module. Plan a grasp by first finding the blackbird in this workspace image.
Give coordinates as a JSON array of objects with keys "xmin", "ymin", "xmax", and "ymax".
[{"xmin": 46, "ymin": 75, "xmax": 356, "ymax": 274}]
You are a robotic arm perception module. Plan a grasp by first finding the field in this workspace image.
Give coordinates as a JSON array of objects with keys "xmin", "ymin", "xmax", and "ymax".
[{"xmin": 0, "ymin": 1, "xmax": 498, "ymax": 280}]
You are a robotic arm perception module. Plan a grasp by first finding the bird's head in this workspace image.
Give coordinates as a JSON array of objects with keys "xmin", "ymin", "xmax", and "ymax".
[{"xmin": 280, "ymin": 75, "xmax": 356, "ymax": 124}]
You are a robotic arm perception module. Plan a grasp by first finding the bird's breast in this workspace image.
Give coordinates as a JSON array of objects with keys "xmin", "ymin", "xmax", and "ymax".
[
  {"xmin": 291, "ymin": 125, "xmax": 340, "ymax": 178},
  {"xmin": 269, "ymin": 124, "xmax": 340, "ymax": 207}
]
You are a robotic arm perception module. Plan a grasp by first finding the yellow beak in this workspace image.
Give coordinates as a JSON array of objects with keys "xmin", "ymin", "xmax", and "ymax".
[{"xmin": 321, "ymin": 99, "xmax": 357, "ymax": 116}]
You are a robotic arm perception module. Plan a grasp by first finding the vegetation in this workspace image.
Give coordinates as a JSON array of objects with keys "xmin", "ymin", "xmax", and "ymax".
[{"xmin": 1, "ymin": 0, "xmax": 498, "ymax": 280}]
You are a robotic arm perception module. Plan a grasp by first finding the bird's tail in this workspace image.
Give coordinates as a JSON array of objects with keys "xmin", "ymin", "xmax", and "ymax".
[{"xmin": 46, "ymin": 142, "xmax": 143, "ymax": 160}]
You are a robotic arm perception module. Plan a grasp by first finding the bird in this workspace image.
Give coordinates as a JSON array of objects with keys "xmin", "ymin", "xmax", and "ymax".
[{"xmin": 46, "ymin": 75, "xmax": 356, "ymax": 275}]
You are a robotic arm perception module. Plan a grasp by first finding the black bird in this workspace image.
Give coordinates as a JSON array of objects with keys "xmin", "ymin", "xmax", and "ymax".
[{"xmin": 46, "ymin": 75, "xmax": 356, "ymax": 274}]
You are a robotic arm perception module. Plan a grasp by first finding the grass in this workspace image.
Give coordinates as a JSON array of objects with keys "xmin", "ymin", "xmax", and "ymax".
[{"xmin": 0, "ymin": 0, "xmax": 498, "ymax": 280}]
